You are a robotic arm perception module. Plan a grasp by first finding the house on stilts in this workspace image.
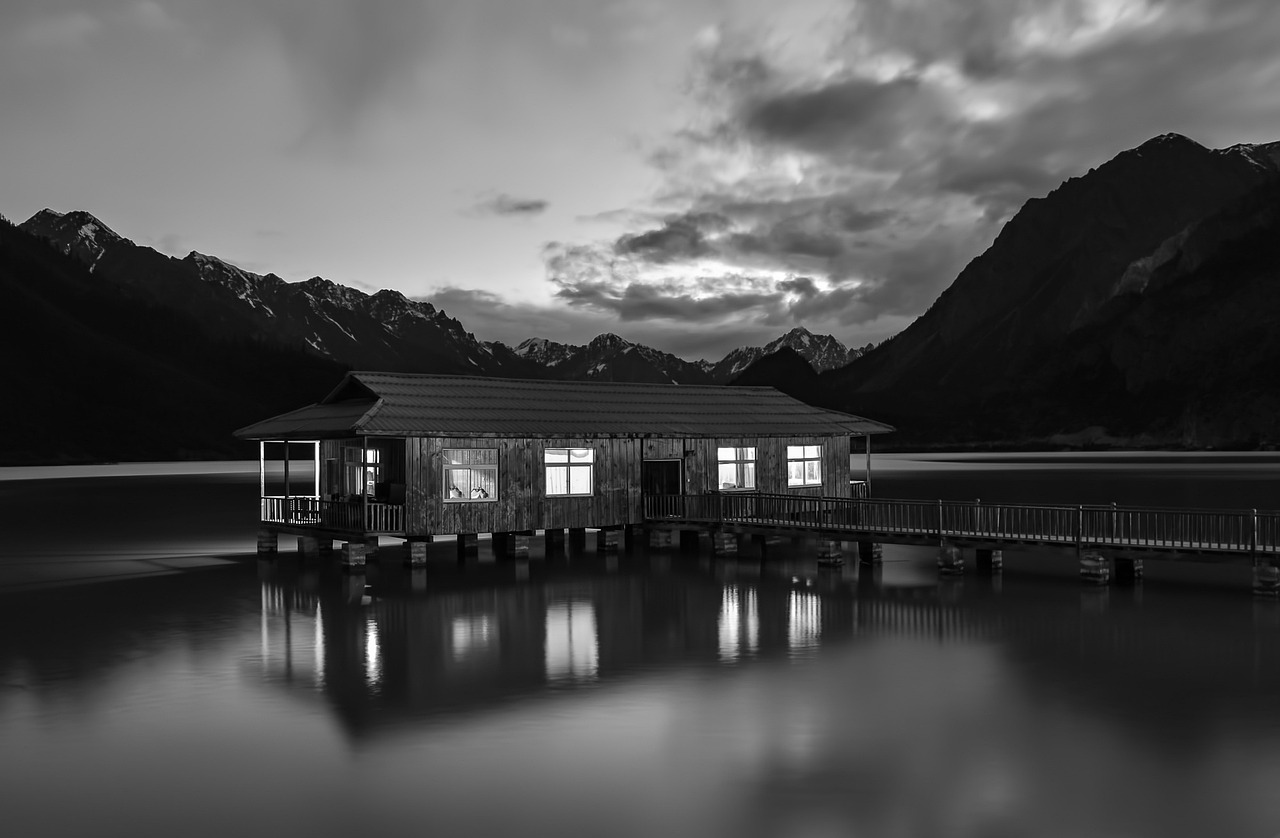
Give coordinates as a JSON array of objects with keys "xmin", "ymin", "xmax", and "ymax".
[{"xmin": 234, "ymin": 372, "xmax": 894, "ymax": 565}]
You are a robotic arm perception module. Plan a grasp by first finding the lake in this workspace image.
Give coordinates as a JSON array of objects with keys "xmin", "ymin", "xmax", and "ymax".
[{"xmin": 3, "ymin": 453, "xmax": 1280, "ymax": 837}]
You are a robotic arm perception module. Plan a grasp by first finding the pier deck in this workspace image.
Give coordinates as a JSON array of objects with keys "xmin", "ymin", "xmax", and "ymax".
[{"xmin": 643, "ymin": 493, "xmax": 1280, "ymax": 561}]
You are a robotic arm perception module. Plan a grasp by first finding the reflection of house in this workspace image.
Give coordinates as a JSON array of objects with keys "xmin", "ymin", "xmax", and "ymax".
[{"xmin": 233, "ymin": 372, "xmax": 893, "ymax": 546}]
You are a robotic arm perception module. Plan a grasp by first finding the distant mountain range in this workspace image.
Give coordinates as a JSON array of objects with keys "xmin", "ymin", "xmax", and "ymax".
[{"xmin": 9, "ymin": 130, "xmax": 1280, "ymax": 462}]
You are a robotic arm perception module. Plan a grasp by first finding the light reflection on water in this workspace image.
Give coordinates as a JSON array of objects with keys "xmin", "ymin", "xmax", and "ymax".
[{"xmin": 3, "ymin": 457, "xmax": 1280, "ymax": 835}]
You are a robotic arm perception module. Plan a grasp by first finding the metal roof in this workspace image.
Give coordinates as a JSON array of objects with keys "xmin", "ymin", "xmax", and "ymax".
[{"xmin": 234, "ymin": 371, "xmax": 895, "ymax": 440}]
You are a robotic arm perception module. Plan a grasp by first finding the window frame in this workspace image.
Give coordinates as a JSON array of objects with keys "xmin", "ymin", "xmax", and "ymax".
[
  {"xmin": 786, "ymin": 444, "xmax": 823, "ymax": 488},
  {"xmin": 715, "ymin": 446, "xmax": 757, "ymax": 491},
  {"xmin": 442, "ymin": 448, "xmax": 499, "ymax": 504},
  {"xmin": 545, "ymin": 447, "xmax": 595, "ymax": 497}
]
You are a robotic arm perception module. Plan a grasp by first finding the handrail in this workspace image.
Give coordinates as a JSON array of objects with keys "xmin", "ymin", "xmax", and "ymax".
[
  {"xmin": 260, "ymin": 496, "xmax": 404, "ymax": 534},
  {"xmin": 642, "ymin": 493, "xmax": 1280, "ymax": 556}
]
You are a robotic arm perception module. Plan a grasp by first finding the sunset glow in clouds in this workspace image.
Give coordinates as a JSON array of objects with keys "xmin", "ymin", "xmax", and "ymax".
[{"xmin": 3, "ymin": 0, "xmax": 1280, "ymax": 358}]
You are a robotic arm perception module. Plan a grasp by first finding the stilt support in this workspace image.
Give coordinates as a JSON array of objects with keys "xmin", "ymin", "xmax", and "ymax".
[
  {"xmin": 405, "ymin": 538, "xmax": 430, "ymax": 567},
  {"xmin": 544, "ymin": 528, "xmax": 566, "ymax": 555},
  {"xmin": 937, "ymin": 540, "xmax": 964, "ymax": 576},
  {"xmin": 1253, "ymin": 559, "xmax": 1280, "ymax": 597},
  {"xmin": 679, "ymin": 529, "xmax": 701, "ymax": 554},
  {"xmin": 596, "ymin": 527, "xmax": 622, "ymax": 553},
  {"xmin": 340, "ymin": 542, "xmax": 367, "ymax": 572},
  {"xmin": 567, "ymin": 528, "xmax": 587, "ymax": 555},
  {"xmin": 456, "ymin": 533, "xmax": 478, "ymax": 560},
  {"xmin": 256, "ymin": 527, "xmax": 278, "ymax": 558},
  {"xmin": 624, "ymin": 524, "xmax": 644, "ymax": 552},
  {"xmin": 817, "ymin": 539, "xmax": 843, "ymax": 566},
  {"xmin": 711, "ymin": 531, "xmax": 738, "ymax": 557},
  {"xmin": 649, "ymin": 529, "xmax": 675, "ymax": 550},
  {"xmin": 1079, "ymin": 550, "xmax": 1110, "ymax": 585}
]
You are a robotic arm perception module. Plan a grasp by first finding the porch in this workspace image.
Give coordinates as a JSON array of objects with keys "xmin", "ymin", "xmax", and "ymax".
[{"xmin": 260, "ymin": 496, "xmax": 405, "ymax": 536}]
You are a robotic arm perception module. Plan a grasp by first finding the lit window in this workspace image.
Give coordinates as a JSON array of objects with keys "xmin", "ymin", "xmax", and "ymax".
[
  {"xmin": 786, "ymin": 445, "xmax": 822, "ymax": 487},
  {"xmin": 716, "ymin": 447, "xmax": 756, "ymax": 490},
  {"xmin": 546, "ymin": 447, "xmax": 594, "ymax": 496},
  {"xmin": 344, "ymin": 446, "xmax": 381, "ymax": 497},
  {"xmin": 444, "ymin": 449, "xmax": 497, "ymax": 502}
]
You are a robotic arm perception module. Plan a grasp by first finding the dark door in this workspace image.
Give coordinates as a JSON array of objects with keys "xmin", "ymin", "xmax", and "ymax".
[{"xmin": 641, "ymin": 460, "xmax": 682, "ymax": 496}]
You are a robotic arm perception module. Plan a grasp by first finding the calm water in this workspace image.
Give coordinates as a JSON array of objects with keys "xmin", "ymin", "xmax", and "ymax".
[{"xmin": 3, "ymin": 453, "xmax": 1280, "ymax": 837}]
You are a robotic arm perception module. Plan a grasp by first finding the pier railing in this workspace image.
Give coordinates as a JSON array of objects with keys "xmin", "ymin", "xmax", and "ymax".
[
  {"xmin": 260, "ymin": 497, "xmax": 405, "ymax": 534},
  {"xmin": 644, "ymin": 493, "xmax": 1280, "ymax": 557}
]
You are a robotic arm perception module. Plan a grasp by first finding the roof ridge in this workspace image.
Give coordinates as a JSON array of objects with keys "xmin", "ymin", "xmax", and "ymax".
[{"xmin": 349, "ymin": 370, "xmax": 780, "ymax": 392}]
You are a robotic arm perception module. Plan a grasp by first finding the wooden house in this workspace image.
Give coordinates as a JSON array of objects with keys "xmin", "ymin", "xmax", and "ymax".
[{"xmin": 234, "ymin": 372, "xmax": 893, "ymax": 551}]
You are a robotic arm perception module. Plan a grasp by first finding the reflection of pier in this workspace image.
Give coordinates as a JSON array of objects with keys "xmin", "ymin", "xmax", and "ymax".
[{"xmin": 256, "ymin": 557, "xmax": 1280, "ymax": 740}]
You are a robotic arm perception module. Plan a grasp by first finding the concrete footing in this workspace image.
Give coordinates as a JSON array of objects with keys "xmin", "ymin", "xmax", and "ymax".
[
  {"xmin": 624, "ymin": 524, "xmax": 644, "ymax": 552},
  {"xmin": 1079, "ymin": 550, "xmax": 1110, "ymax": 584},
  {"xmin": 568, "ymin": 528, "xmax": 587, "ymax": 554},
  {"xmin": 817, "ymin": 539, "xmax": 843, "ymax": 565},
  {"xmin": 340, "ymin": 542, "xmax": 367, "ymax": 572},
  {"xmin": 256, "ymin": 528, "xmax": 278, "ymax": 557},
  {"xmin": 456, "ymin": 533, "xmax": 478, "ymax": 560},
  {"xmin": 596, "ymin": 527, "xmax": 622, "ymax": 553},
  {"xmin": 937, "ymin": 541, "xmax": 964, "ymax": 575},
  {"xmin": 649, "ymin": 529, "xmax": 675, "ymax": 550},
  {"xmin": 975, "ymin": 548, "xmax": 1003, "ymax": 575},
  {"xmin": 405, "ymin": 538, "xmax": 430, "ymax": 567},
  {"xmin": 544, "ymin": 528, "xmax": 566, "ymax": 555},
  {"xmin": 711, "ymin": 531, "xmax": 738, "ymax": 557},
  {"xmin": 1253, "ymin": 560, "xmax": 1280, "ymax": 596}
]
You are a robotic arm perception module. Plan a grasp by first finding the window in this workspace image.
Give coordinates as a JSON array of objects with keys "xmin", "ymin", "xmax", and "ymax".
[
  {"xmin": 717, "ymin": 447, "xmax": 756, "ymax": 490},
  {"xmin": 443, "ymin": 449, "xmax": 497, "ymax": 502},
  {"xmin": 786, "ymin": 445, "xmax": 823, "ymax": 487},
  {"xmin": 545, "ymin": 447, "xmax": 594, "ymax": 496},
  {"xmin": 344, "ymin": 446, "xmax": 380, "ymax": 496}
]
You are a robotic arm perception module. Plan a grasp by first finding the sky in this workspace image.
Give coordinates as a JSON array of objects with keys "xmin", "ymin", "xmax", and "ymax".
[{"xmin": 3, "ymin": 0, "xmax": 1280, "ymax": 361}]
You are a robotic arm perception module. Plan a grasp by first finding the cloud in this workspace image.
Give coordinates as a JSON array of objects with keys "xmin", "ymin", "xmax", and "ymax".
[
  {"xmin": 470, "ymin": 193, "xmax": 550, "ymax": 217},
  {"xmin": 577, "ymin": 0, "xmax": 1280, "ymax": 345}
]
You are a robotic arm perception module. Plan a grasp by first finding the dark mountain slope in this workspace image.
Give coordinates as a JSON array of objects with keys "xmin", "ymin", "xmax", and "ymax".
[
  {"xmin": 835, "ymin": 134, "xmax": 1278, "ymax": 408},
  {"xmin": 0, "ymin": 217, "xmax": 346, "ymax": 464}
]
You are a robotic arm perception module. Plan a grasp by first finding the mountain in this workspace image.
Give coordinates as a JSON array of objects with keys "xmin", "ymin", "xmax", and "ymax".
[
  {"xmin": 512, "ymin": 333, "xmax": 713, "ymax": 384},
  {"xmin": 709, "ymin": 327, "xmax": 865, "ymax": 381},
  {"xmin": 0, "ymin": 215, "xmax": 347, "ymax": 464},
  {"xmin": 813, "ymin": 133, "xmax": 1280, "ymax": 448},
  {"xmin": 504, "ymin": 326, "xmax": 861, "ymax": 384},
  {"xmin": 19, "ymin": 209, "xmax": 541, "ymax": 378}
]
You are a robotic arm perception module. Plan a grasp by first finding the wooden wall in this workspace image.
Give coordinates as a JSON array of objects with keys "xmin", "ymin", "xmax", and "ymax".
[
  {"xmin": 643, "ymin": 436, "xmax": 853, "ymax": 498},
  {"xmin": 390, "ymin": 433, "xmax": 857, "ymax": 537}
]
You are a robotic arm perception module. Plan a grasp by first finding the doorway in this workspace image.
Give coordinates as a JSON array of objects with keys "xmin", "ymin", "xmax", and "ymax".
[{"xmin": 641, "ymin": 459, "xmax": 683, "ymax": 496}]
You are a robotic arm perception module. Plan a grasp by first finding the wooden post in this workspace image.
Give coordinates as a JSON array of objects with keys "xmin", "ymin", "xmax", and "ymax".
[
  {"xmin": 361, "ymin": 435, "xmax": 369, "ymax": 535},
  {"xmin": 1113, "ymin": 556, "xmax": 1143, "ymax": 584},
  {"xmin": 679, "ymin": 529, "xmax": 701, "ymax": 554},
  {"xmin": 456, "ymin": 533, "xmax": 478, "ymax": 560},
  {"xmin": 1076, "ymin": 505, "xmax": 1084, "ymax": 554},
  {"xmin": 567, "ymin": 528, "xmax": 587, "ymax": 554},
  {"xmin": 865, "ymin": 434, "xmax": 872, "ymax": 496},
  {"xmin": 937, "ymin": 499, "xmax": 944, "ymax": 540},
  {"xmin": 283, "ymin": 441, "xmax": 291, "ymax": 523},
  {"xmin": 258, "ymin": 441, "xmax": 265, "ymax": 516},
  {"xmin": 297, "ymin": 536, "xmax": 320, "ymax": 560}
]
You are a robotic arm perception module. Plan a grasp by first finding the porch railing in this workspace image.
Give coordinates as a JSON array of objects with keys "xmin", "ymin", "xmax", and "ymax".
[{"xmin": 260, "ymin": 497, "xmax": 404, "ymax": 534}]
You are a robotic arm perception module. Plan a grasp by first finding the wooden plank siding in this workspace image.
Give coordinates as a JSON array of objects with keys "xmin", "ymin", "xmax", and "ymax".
[
  {"xmin": 391, "ymin": 433, "xmax": 860, "ymax": 537},
  {"xmin": 650, "ymin": 436, "xmax": 853, "ymax": 498}
]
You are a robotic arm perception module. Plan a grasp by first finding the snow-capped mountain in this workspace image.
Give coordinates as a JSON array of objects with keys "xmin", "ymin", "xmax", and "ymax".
[
  {"xmin": 19, "ymin": 208, "xmax": 865, "ymax": 387},
  {"xmin": 707, "ymin": 327, "xmax": 865, "ymax": 381}
]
